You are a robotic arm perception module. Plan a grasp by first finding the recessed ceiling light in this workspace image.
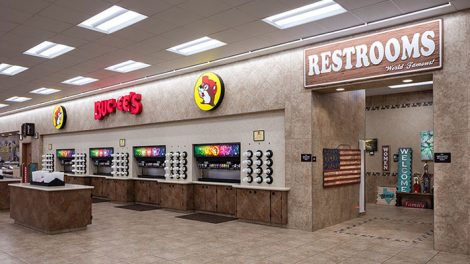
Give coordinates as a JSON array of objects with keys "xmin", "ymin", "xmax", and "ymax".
[
  {"xmin": 24, "ymin": 41, "xmax": 75, "ymax": 59},
  {"xmin": 0, "ymin": 63, "xmax": 28, "ymax": 76},
  {"xmin": 402, "ymin": 79, "xmax": 413, "ymax": 83},
  {"xmin": 336, "ymin": 88, "xmax": 345, "ymax": 91},
  {"xmin": 389, "ymin": 81, "xmax": 433, "ymax": 89},
  {"xmin": 105, "ymin": 60, "xmax": 150, "ymax": 73},
  {"xmin": 167, "ymin": 37, "xmax": 226, "ymax": 56},
  {"xmin": 262, "ymin": 0, "xmax": 347, "ymax": 29},
  {"xmin": 78, "ymin": 5, "xmax": 148, "ymax": 34},
  {"xmin": 62, "ymin": 76, "xmax": 98, "ymax": 86},
  {"xmin": 0, "ymin": 104, "xmax": 8, "ymax": 108},
  {"xmin": 30, "ymin": 88, "xmax": 61, "ymax": 95},
  {"xmin": 5, "ymin": 96, "xmax": 31, "ymax": 103}
]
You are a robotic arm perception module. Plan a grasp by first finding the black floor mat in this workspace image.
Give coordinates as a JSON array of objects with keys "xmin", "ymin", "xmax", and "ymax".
[
  {"xmin": 177, "ymin": 213, "xmax": 237, "ymax": 224},
  {"xmin": 115, "ymin": 204, "xmax": 160, "ymax": 211},
  {"xmin": 92, "ymin": 198, "xmax": 109, "ymax": 203}
]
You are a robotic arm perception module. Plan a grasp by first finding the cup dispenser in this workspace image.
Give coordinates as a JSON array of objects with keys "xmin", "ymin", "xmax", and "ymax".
[
  {"xmin": 112, "ymin": 152, "xmax": 129, "ymax": 177},
  {"xmin": 41, "ymin": 153, "xmax": 54, "ymax": 172},
  {"xmin": 243, "ymin": 149, "xmax": 274, "ymax": 184},
  {"xmin": 134, "ymin": 146, "xmax": 166, "ymax": 179},
  {"xmin": 56, "ymin": 149, "xmax": 75, "ymax": 173},
  {"xmin": 194, "ymin": 143, "xmax": 241, "ymax": 184},
  {"xmin": 72, "ymin": 153, "xmax": 87, "ymax": 175},
  {"xmin": 164, "ymin": 151, "xmax": 188, "ymax": 180},
  {"xmin": 89, "ymin": 147, "xmax": 114, "ymax": 176}
]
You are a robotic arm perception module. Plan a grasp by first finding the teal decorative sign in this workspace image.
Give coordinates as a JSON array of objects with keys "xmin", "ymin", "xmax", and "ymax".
[
  {"xmin": 397, "ymin": 148, "xmax": 412, "ymax": 193},
  {"xmin": 420, "ymin": 131, "xmax": 433, "ymax": 161},
  {"xmin": 380, "ymin": 188, "xmax": 395, "ymax": 204}
]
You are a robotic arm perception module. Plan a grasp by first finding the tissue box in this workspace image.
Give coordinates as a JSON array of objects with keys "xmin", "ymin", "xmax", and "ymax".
[{"xmin": 31, "ymin": 171, "xmax": 65, "ymax": 186}]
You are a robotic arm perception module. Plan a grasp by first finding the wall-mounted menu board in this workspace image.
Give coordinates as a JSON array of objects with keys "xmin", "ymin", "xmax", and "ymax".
[
  {"xmin": 133, "ymin": 146, "xmax": 166, "ymax": 158},
  {"xmin": 194, "ymin": 143, "xmax": 240, "ymax": 158},
  {"xmin": 89, "ymin": 148, "xmax": 113, "ymax": 159},
  {"xmin": 56, "ymin": 149, "xmax": 75, "ymax": 159}
]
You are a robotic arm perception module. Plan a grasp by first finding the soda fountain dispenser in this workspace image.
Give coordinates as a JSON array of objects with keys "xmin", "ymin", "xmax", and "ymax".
[
  {"xmin": 56, "ymin": 149, "xmax": 75, "ymax": 173},
  {"xmin": 134, "ymin": 146, "xmax": 166, "ymax": 179},
  {"xmin": 194, "ymin": 143, "xmax": 241, "ymax": 183},
  {"xmin": 89, "ymin": 147, "xmax": 114, "ymax": 176}
]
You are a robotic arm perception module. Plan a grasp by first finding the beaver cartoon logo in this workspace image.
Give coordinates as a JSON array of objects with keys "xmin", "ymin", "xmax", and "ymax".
[
  {"xmin": 52, "ymin": 105, "xmax": 66, "ymax": 129},
  {"xmin": 193, "ymin": 72, "xmax": 224, "ymax": 111}
]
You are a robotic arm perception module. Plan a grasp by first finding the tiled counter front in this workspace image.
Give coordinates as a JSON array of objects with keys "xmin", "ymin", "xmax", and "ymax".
[
  {"xmin": 9, "ymin": 183, "xmax": 93, "ymax": 234},
  {"xmin": 0, "ymin": 179, "xmax": 21, "ymax": 209}
]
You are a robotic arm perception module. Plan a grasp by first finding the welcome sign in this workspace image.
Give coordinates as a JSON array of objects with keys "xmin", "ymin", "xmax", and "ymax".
[
  {"xmin": 304, "ymin": 20, "xmax": 442, "ymax": 88},
  {"xmin": 397, "ymin": 148, "xmax": 412, "ymax": 193}
]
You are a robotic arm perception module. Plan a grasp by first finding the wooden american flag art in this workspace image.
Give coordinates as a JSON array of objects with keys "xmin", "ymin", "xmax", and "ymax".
[{"xmin": 323, "ymin": 148, "xmax": 362, "ymax": 187}]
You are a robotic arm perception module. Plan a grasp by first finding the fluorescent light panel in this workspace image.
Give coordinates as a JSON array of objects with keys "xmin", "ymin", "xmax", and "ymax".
[
  {"xmin": 30, "ymin": 88, "xmax": 61, "ymax": 95},
  {"xmin": 24, "ymin": 41, "xmax": 75, "ymax": 59},
  {"xmin": 105, "ymin": 60, "xmax": 150, "ymax": 73},
  {"xmin": 0, "ymin": 104, "xmax": 8, "ymax": 108},
  {"xmin": 62, "ymin": 76, "xmax": 98, "ymax": 86},
  {"xmin": 5, "ymin": 96, "xmax": 31, "ymax": 102},
  {"xmin": 0, "ymin": 63, "xmax": 28, "ymax": 76},
  {"xmin": 167, "ymin": 37, "xmax": 226, "ymax": 56},
  {"xmin": 78, "ymin": 5, "xmax": 147, "ymax": 34},
  {"xmin": 389, "ymin": 81, "xmax": 433, "ymax": 89},
  {"xmin": 263, "ymin": 0, "xmax": 346, "ymax": 29}
]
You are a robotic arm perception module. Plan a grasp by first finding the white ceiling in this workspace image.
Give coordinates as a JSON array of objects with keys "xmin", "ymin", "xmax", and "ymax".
[{"xmin": 0, "ymin": 0, "xmax": 468, "ymax": 115}]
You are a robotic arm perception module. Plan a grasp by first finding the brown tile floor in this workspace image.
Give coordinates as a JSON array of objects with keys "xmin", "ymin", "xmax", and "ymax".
[{"xmin": 0, "ymin": 203, "xmax": 468, "ymax": 264}]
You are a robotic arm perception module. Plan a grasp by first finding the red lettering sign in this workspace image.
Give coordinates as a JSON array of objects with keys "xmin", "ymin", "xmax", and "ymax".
[{"xmin": 94, "ymin": 92, "xmax": 142, "ymax": 120}]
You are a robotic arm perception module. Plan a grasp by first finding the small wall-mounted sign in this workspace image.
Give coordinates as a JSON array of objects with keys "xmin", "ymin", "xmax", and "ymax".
[
  {"xmin": 301, "ymin": 154, "xmax": 312, "ymax": 162},
  {"xmin": 253, "ymin": 130, "xmax": 265, "ymax": 141},
  {"xmin": 53, "ymin": 105, "xmax": 67, "ymax": 129},
  {"xmin": 119, "ymin": 139, "xmax": 126, "ymax": 147},
  {"xmin": 312, "ymin": 156, "xmax": 316, "ymax": 162},
  {"xmin": 382, "ymin": 145, "xmax": 390, "ymax": 172},
  {"xmin": 48, "ymin": 144, "xmax": 52, "ymax": 150},
  {"xmin": 434, "ymin": 152, "xmax": 451, "ymax": 163}
]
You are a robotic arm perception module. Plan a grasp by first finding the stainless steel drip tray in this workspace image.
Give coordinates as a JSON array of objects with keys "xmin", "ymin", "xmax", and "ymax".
[{"xmin": 198, "ymin": 178, "xmax": 240, "ymax": 184}]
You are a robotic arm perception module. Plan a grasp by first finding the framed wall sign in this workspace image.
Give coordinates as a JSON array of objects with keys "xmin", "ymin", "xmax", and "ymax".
[
  {"xmin": 253, "ymin": 130, "xmax": 265, "ymax": 141},
  {"xmin": 304, "ymin": 19, "xmax": 442, "ymax": 88},
  {"xmin": 119, "ymin": 139, "xmax": 126, "ymax": 147},
  {"xmin": 420, "ymin": 131, "xmax": 434, "ymax": 161}
]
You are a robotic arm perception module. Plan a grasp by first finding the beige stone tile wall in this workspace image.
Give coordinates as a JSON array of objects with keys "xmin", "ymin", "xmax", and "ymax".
[
  {"xmin": 432, "ymin": 11, "xmax": 470, "ymax": 255},
  {"xmin": 311, "ymin": 90, "xmax": 366, "ymax": 230}
]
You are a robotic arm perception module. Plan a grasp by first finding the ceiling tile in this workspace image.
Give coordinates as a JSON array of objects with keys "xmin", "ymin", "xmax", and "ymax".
[
  {"xmin": 335, "ymin": 0, "xmax": 386, "ymax": 11},
  {"xmin": 0, "ymin": 7, "xmax": 33, "ymax": 23},
  {"xmin": 209, "ymin": 29, "xmax": 246, "ymax": 44},
  {"xmin": 351, "ymin": 1, "xmax": 403, "ymax": 22},
  {"xmin": 118, "ymin": 0, "xmax": 174, "ymax": 16},
  {"xmin": 38, "ymin": 4, "xmax": 92, "ymax": 25},
  {"xmin": 207, "ymin": 7, "xmax": 257, "ymax": 28},
  {"xmin": 157, "ymin": 7, "xmax": 204, "ymax": 27},
  {"xmin": 236, "ymin": 0, "xmax": 288, "ymax": 19},
  {"xmin": 233, "ymin": 21, "xmax": 279, "ymax": 38},
  {"xmin": 0, "ymin": 0, "xmax": 52, "ymax": 14},
  {"xmin": 178, "ymin": 0, "xmax": 232, "ymax": 18},
  {"xmin": 393, "ymin": 0, "xmax": 450, "ymax": 13},
  {"xmin": 23, "ymin": 15, "xmax": 74, "ymax": 33}
]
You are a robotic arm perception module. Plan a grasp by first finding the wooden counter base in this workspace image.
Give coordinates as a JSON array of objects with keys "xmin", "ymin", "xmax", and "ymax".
[
  {"xmin": 65, "ymin": 175, "xmax": 289, "ymax": 225},
  {"xmin": 9, "ymin": 184, "xmax": 93, "ymax": 234},
  {"xmin": 0, "ymin": 179, "xmax": 21, "ymax": 210}
]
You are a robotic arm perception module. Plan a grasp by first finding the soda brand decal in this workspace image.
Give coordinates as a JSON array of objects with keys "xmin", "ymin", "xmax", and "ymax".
[{"xmin": 94, "ymin": 92, "xmax": 142, "ymax": 120}]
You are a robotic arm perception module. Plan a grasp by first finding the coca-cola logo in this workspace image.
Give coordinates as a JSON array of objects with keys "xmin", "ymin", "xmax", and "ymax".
[{"xmin": 94, "ymin": 92, "xmax": 142, "ymax": 120}]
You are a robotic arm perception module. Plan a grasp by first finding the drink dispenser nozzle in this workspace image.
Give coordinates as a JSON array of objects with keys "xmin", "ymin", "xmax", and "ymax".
[
  {"xmin": 255, "ymin": 150, "xmax": 263, "ymax": 158},
  {"xmin": 242, "ymin": 167, "xmax": 253, "ymax": 174}
]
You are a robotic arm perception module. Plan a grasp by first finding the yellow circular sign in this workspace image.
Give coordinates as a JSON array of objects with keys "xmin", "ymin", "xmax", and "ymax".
[
  {"xmin": 52, "ymin": 105, "xmax": 66, "ymax": 129},
  {"xmin": 193, "ymin": 72, "xmax": 224, "ymax": 111}
]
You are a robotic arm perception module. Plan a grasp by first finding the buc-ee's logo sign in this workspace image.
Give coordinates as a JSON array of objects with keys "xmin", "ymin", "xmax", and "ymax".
[
  {"xmin": 94, "ymin": 92, "xmax": 142, "ymax": 120},
  {"xmin": 194, "ymin": 72, "xmax": 224, "ymax": 111},
  {"xmin": 53, "ymin": 105, "xmax": 67, "ymax": 129}
]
